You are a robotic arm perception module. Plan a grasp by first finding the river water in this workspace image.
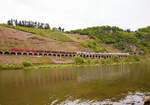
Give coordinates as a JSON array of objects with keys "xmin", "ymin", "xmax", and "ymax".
[{"xmin": 0, "ymin": 63, "xmax": 150, "ymax": 105}]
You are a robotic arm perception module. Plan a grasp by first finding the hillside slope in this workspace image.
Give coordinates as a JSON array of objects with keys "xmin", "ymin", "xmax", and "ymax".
[
  {"xmin": 0, "ymin": 25, "xmax": 146, "ymax": 65},
  {"xmin": 0, "ymin": 26, "xmax": 92, "ymax": 52},
  {"xmin": 0, "ymin": 25, "xmax": 94, "ymax": 64},
  {"xmin": 0, "ymin": 24, "xmax": 121, "ymax": 53},
  {"xmin": 67, "ymin": 26, "xmax": 150, "ymax": 53}
]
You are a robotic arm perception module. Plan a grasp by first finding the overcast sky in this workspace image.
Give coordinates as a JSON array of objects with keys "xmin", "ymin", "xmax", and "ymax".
[{"xmin": 0, "ymin": 0, "xmax": 150, "ymax": 30}]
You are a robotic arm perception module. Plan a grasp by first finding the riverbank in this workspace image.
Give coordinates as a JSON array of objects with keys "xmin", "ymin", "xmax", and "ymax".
[
  {"xmin": 0, "ymin": 63, "xmax": 100, "ymax": 70},
  {"xmin": 0, "ymin": 54, "xmax": 147, "ymax": 70}
]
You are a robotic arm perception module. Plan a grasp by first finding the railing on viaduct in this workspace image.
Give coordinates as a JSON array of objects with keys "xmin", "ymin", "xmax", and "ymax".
[{"xmin": 0, "ymin": 50, "xmax": 129, "ymax": 59}]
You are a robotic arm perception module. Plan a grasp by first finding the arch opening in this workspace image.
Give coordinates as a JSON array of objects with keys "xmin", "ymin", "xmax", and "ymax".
[
  {"xmin": 4, "ymin": 52, "xmax": 9, "ymax": 55},
  {"xmin": 39, "ymin": 53, "xmax": 42, "ymax": 56},
  {"xmin": 44, "ymin": 54, "xmax": 47, "ymax": 56},
  {"xmin": 29, "ymin": 53, "xmax": 33, "ymax": 55},
  {"xmin": 23, "ymin": 53, "xmax": 27, "ymax": 55},
  {"xmin": 17, "ymin": 53, "xmax": 22, "ymax": 55},
  {"xmin": 48, "ymin": 54, "xmax": 51, "ymax": 56},
  {"xmin": 0, "ymin": 51, "xmax": 3, "ymax": 55},
  {"xmin": 11, "ymin": 52, "xmax": 16, "ymax": 55},
  {"xmin": 34, "ymin": 53, "xmax": 38, "ymax": 56}
]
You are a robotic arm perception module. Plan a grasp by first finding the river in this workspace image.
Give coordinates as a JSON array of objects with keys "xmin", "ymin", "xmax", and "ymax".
[{"xmin": 0, "ymin": 63, "xmax": 150, "ymax": 105}]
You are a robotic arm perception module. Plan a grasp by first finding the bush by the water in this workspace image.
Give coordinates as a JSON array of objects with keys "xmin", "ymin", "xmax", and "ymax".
[
  {"xmin": 112, "ymin": 55, "xmax": 120, "ymax": 62},
  {"xmin": 22, "ymin": 61, "xmax": 33, "ymax": 67},
  {"xmin": 0, "ymin": 64, "xmax": 24, "ymax": 70},
  {"xmin": 74, "ymin": 56, "xmax": 84, "ymax": 64},
  {"xmin": 122, "ymin": 55, "xmax": 141, "ymax": 62}
]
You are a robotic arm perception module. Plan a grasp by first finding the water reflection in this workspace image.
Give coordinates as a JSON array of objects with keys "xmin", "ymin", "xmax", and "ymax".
[{"xmin": 0, "ymin": 64, "xmax": 150, "ymax": 105}]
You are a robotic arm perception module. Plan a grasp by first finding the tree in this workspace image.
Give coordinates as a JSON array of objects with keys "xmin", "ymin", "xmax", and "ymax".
[
  {"xmin": 62, "ymin": 28, "xmax": 65, "ymax": 32},
  {"xmin": 58, "ymin": 27, "xmax": 62, "ymax": 32}
]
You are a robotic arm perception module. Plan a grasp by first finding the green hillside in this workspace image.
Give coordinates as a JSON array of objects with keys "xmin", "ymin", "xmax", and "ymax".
[
  {"xmin": 0, "ymin": 24, "xmax": 73, "ymax": 42},
  {"xmin": 66, "ymin": 26, "xmax": 150, "ymax": 53},
  {"xmin": 1, "ymin": 24, "xmax": 150, "ymax": 54},
  {"xmin": 0, "ymin": 24, "xmax": 120, "ymax": 53},
  {"xmin": 0, "ymin": 24, "xmax": 149, "ymax": 65}
]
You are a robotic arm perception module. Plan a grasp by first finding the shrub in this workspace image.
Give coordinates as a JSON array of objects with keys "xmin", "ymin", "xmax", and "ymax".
[
  {"xmin": 91, "ymin": 59, "xmax": 99, "ymax": 64},
  {"xmin": 104, "ymin": 38, "xmax": 116, "ymax": 44},
  {"xmin": 112, "ymin": 55, "xmax": 120, "ymax": 62},
  {"xmin": 132, "ymin": 55, "xmax": 141, "ymax": 61},
  {"xmin": 105, "ymin": 59, "xmax": 112, "ymax": 64},
  {"xmin": 85, "ymin": 58, "xmax": 91, "ymax": 64},
  {"xmin": 74, "ymin": 56, "xmax": 85, "ymax": 64},
  {"xmin": 122, "ymin": 58, "xmax": 129, "ymax": 62},
  {"xmin": 22, "ymin": 61, "xmax": 33, "ymax": 67},
  {"xmin": 100, "ymin": 58, "xmax": 106, "ymax": 64},
  {"xmin": 121, "ymin": 55, "xmax": 141, "ymax": 63}
]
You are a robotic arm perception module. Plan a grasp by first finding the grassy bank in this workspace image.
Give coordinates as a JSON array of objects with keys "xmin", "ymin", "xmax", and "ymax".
[
  {"xmin": 0, "ymin": 55, "xmax": 145, "ymax": 70},
  {"xmin": 0, "ymin": 63, "xmax": 99, "ymax": 70}
]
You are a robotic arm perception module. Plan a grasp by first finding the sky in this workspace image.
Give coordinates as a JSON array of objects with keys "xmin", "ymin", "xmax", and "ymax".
[{"xmin": 0, "ymin": 0, "xmax": 150, "ymax": 31}]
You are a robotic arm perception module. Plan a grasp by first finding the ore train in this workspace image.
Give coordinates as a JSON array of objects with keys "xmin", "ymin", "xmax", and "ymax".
[{"xmin": 10, "ymin": 48, "xmax": 130, "ymax": 56}]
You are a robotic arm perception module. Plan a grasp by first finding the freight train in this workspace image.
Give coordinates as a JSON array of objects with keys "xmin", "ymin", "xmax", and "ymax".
[
  {"xmin": 10, "ymin": 48, "xmax": 76, "ymax": 54},
  {"xmin": 10, "ymin": 48, "xmax": 130, "ymax": 56}
]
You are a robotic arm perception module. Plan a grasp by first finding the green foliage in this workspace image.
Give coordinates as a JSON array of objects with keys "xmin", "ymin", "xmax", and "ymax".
[
  {"xmin": 104, "ymin": 38, "xmax": 116, "ymax": 44},
  {"xmin": 74, "ymin": 54, "xmax": 141, "ymax": 65},
  {"xmin": 74, "ymin": 56, "xmax": 84, "ymax": 64},
  {"xmin": 74, "ymin": 57, "xmax": 100, "ymax": 65},
  {"xmin": 132, "ymin": 55, "xmax": 141, "ymax": 61},
  {"xmin": 91, "ymin": 59, "xmax": 99, "ymax": 64},
  {"xmin": 81, "ymin": 41, "xmax": 94, "ymax": 48},
  {"xmin": 81, "ymin": 41, "xmax": 108, "ymax": 53},
  {"xmin": 100, "ymin": 58, "xmax": 106, "ymax": 64},
  {"xmin": 67, "ymin": 25, "xmax": 150, "ymax": 53},
  {"xmin": 94, "ymin": 48, "xmax": 107, "ymax": 53},
  {"xmin": 85, "ymin": 58, "xmax": 91, "ymax": 64},
  {"xmin": 0, "ymin": 64, "xmax": 24, "ymax": 70},
  {"xmin": 22, "ymin": 61, "xmax": 33, "ymax": 67},
  {"xmin": 122, "ymin": 55, "xmax": 141, "ymax": 62},
  {"xmin": 115, "ymin": 42, "xmax": 125, "ymax": 50},
  {"xmin": 73, "ymin": 55, "xmax": 141, "ymax": 65},
  {"xmin": 112, "ymin": 55, "xmax": 120, "ymax": 62}
]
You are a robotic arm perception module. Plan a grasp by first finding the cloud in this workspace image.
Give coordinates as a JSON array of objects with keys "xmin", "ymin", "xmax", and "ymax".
[{"xmin": 0, "ymin": 0, "xmax": 150, "ymax": 30}]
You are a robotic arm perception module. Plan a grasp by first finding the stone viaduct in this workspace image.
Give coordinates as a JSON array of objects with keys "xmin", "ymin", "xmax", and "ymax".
[{"xmin": 0, "ymin": 50, "xmax": 128, "ymax": 59}]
